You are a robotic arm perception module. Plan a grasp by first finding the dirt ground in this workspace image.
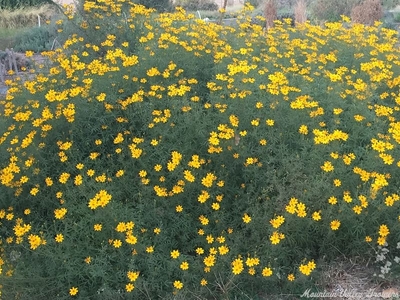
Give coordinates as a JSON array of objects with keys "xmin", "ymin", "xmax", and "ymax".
[
  {"xmin": 316, "ymin": 256, "xmax": 400, "ymax": 300},
  {"xmin": 54, "ymin": 0, "xmax": 75, "ymax": 5}
]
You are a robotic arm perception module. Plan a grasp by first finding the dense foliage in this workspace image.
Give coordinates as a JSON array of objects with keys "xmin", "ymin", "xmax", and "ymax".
[
  {"xmin": 0, "ymin": 0, "xmax": 54, "ymax": 10},
  {"xmin": 1, "ymin": 1, "xmax": 400, "ymax": 299}
]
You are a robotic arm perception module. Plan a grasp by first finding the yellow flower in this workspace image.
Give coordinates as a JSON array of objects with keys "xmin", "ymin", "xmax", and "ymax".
[
  {"xmin": 199, "ymin": 215, "xmax": 209, "ymax": 225},
  {"xmin": 262, "ymin": 267, "xmax": 273, "ymax": 277},
  {"xmin": 270, "ymin": 215, "xmax": 285, "ymax": 228},
  {"xmin": 125, "ymin": 234, "xmax": 138, "ymax": 245},
  {"xmin": 299, "ymin": 260, "xmax": 316, "ymax": 276},
  {"xmin": 74, "ymin": 174, "xmax": 83, "ymax": 186},
  {"xmin": 55, "ymin": 233, "xmax": 64, "ymax": 243},
  {"xmin": 125, "ymin": 283, "xmax": 134, "ymax": 292},
  {"xmin": 365, "ymin": 236, "xmax": 372, "ymax": 242},
  {"xmin": 377, "ymin": 236, "xmax": 386, "ymax": 245},
  {"xmin": 379, "ymin": 224, "xmax": 390, "ymax": 237},
  {"xmin": 287, "ymin": 274, "xmax": 295, "ymax": 281},
  {"xmin": 54, "ymin": 208, "xmax": 67, "ymax": 219},
  {"xmin": 127, "ymin": 271, "xmax": 140, "ymax": 282},
  {"xmin": 203, "ymin": 255, "xmax": 216, "ymax": 267},
  {"xmin": 200, "ymin": 278, "xmax": 207, "ymax": 286},
  {"xmin": 299, "ymin": 125, "xmax": 308, "ymax": 135},
  {"xmin": 333, "ymin": 179, "xmax": 341, "ymax": 187},
  {"xmin": 173, "ymin": 280, "xmax": 183, "ymax": 290},
  {"xmin": 248, "ymin": 268, "xmax": 256, "ymax": 275},
  {"xmin": 198, "ymin": 190, "xmax": 210, "ymax": 203},
  {"xmin": 328, "ymin": 196, "xmax": 337, "ymax": 205},
  {"xmin": 206, "ymin": 235, "xmax": 214, "ymax": 243},
  {"xmin": 231, "ymin": 258, "xmax": 244, "ymax": 275},
  {"xmin": 321, "ymin": 161, "xmax": 334, "ymax": 172},
  {"xmin": 312, "ymin": 211, "xmax": 321, "ymax": 221},
  {"xmin": 147, "ymin": 67, "xmax": 161, "ymax": 77},
  {"xmin": 146, "ymin": 246, "xmax": 154, "ymax": 253},
  {"xmin": 116, "ymin": 170, "xmax": 124, "ymax": 177},
  {"xmin": 259, "ymin": 139, "xmax": 267, "ymax": 145},
  {"xmin": 270, "ymin": 231, "xmax": 282, "ymax": 245},
  {"xmin": 251, "ymin": 119, "xmax": 260, "ymax": 126},
  {"xmin": 245, "ymin": 257, "xmax": 260, "ymax": 267},
  {"xmin": 59, "ymin": 172, "xmax": 70, "ymax": 184},
  {"xmin": 96, "ymin": 93, "xmax": 106, "ymax": 102},
  {"xmin": 180, "ymin": 261, "xmax": 189, "ymax": 270},
  {"xmin": 330, "ymin": 220, "xmax": 341, "ymax": 230},
  {"xmin": 266, "ymin": 119, "xmax": 275, "ymax": 126},
  {"xmin": 176, "ymin": 205, "xmax": 183, "ymax": 212},
  {"xmin": 90, "ymin": 152, "xmax": 100, "ymax": 160},
  {"xmin": 242, "ymin": 213, "xmax": 252, "ymax": 223},
  {"xmin": 211, "ymin": 202, "xmax": 220, "ymax": 210},
  {"xmin": 93, "ymin": 223, "xmax": 102, "ymax": 231},
  {"xmin": 69, "ymin": 287, "xmax": 78, "ymax": 296},
  {"xmin": 44, "ymin": 177, "xmax": 53, "ymax": 186},
  {"xmin": 171, "ymin": 250, "xmax": 180, "ymax": 259},
  {"xmin": 352, "ymin": 205, "xmax": 362, "ymax": 215},
  {"xmin": 196, "ymin": 247, "xmax": 205, "ymax": 255},
  {"xmin": 113, "ymin": 239, "xmax": 122, "ymax": 248},
  {"xmin": 218, "ymin": 245, "xmax": 229, "ymax": 255},
  {"xmin": 116, "ymin": 222, "xmax": 127, "ymax": 232}
]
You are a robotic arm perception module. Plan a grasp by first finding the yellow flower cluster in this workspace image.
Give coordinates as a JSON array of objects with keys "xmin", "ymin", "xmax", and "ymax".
[
  {"xmin": 299, "ymin": 260, "xmax": 316, "ymax": 276},
  {"xmin": 2, "ymin": 1, "xmax": 400, "ymax": 297},
  {"xmin": 88, "ymin": 190, "xmax": 112, "ymax": 209}
]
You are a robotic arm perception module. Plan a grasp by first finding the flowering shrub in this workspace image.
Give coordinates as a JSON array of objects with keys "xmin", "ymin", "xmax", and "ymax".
[{"xmin": 1, "ymin": 1, "xmax": 400, "ymax": 298}]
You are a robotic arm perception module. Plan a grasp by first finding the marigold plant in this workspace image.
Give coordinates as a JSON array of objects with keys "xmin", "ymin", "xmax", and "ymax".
[{"xmin": 1, "ymin": 1, "xmax": 400, "ymax": 298}]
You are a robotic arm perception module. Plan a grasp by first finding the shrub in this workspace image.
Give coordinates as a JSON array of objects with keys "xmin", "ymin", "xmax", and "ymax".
[
  {"xmin": 245, "ymin": 0, "xmax": 264, "ymax": 8},
  {"xmin": 351, "ymin": 0, "xmax": 383, "ymax": 25},
  {"xmin": 174, "ymin": 0, "xmax": 219, "ymax": 11},
  {"xmin": 0, "ymin": 0, "xmax": 54, "ymax": 10},
  {"xmin": 382, "ymin": 0, "xmax": 400, "ymax": 9},
  {"xmin": 135, "ymin": 0, "xmax": 173, "ymax": 11},
  {"xmin": 13, "ymin": 25, "xmax": 58, "ymax": 52},
  {"xmin": 310, "ymin": 0, "xmax": 362, "ymax": 22},
  {"xmin": 1, "ymin": 2, "xmax": 400, "ymax": 299}
]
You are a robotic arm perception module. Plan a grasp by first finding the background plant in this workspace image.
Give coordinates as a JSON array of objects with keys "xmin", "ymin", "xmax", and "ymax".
[
  {"xmin": 309, "ymin": 0, "xmax": 362, "ymax": 22},
  {"xmin": 0, "ymin": 4, "xmax": 57, "ymax": 29},
  {"xmin": 0, "ymin": 0, "xmax": 55, "ymax": 10},
  {"xmin": 176, "ymin": 0, "xmax": 219, "ymax": 11},
  {"xmin": 351, "ymin": 0, "xmax": 383, "ymax": 25}
]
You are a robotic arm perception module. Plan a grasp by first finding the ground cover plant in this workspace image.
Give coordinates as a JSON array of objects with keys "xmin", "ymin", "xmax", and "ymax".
[{"xmin": 1, "ymin": 0, "xmax": 400, "ymax": 299}]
